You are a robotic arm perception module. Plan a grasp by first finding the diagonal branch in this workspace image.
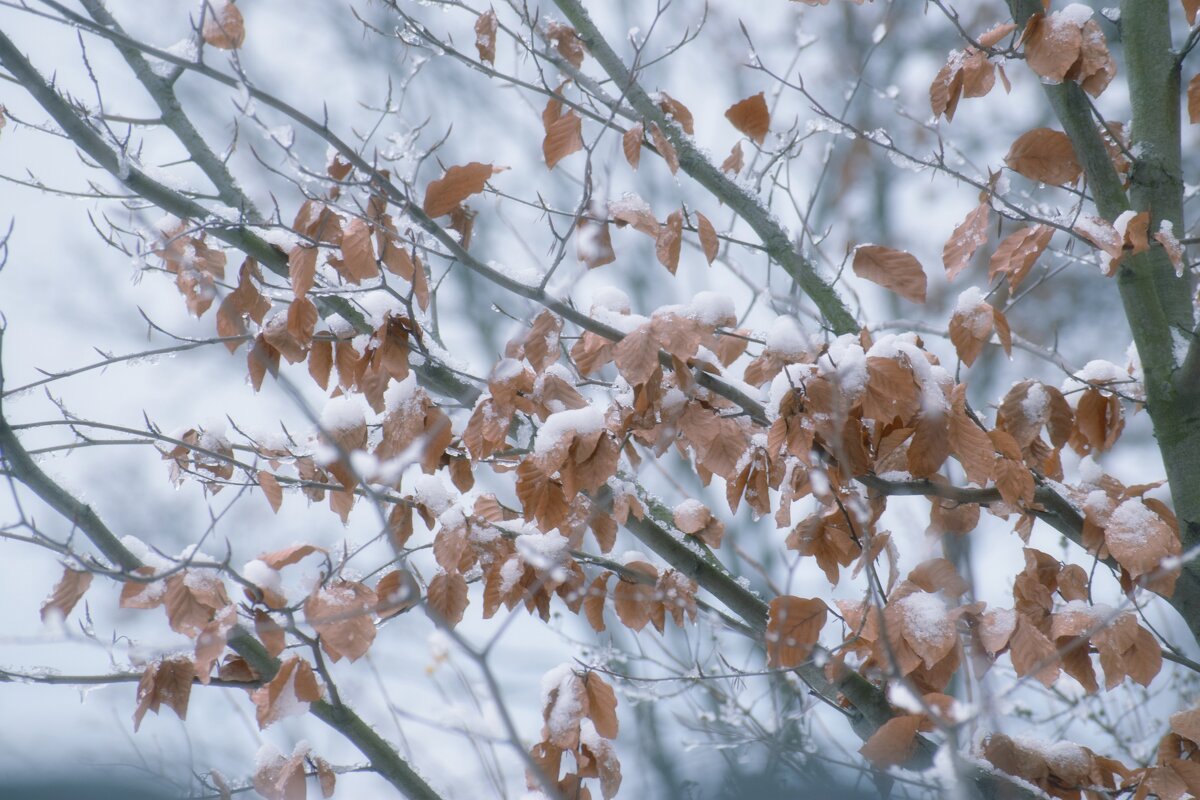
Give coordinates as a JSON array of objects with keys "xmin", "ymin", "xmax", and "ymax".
[
  {"xmin": 549, "ymin": 0, "xmax": 859, "ymax": 336},
  {"xmin": 0, "ymin": 333, "xmax": 444, "ymax": 800}
]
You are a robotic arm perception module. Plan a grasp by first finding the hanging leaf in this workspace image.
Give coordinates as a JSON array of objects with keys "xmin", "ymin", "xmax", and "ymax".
[
  {"xmin": 202, "ymin": 1, "xmax": 245, "ymax": 50},
  {"xmin": 765, "ymin": 596, "xmax": 827, "ymax": 668},
  {"xmin": 696, "ymin": 211, "xmax": 719, "ymax": 264},
  {"xmin": 543, "ymin": 110, "xmax": 584, "ymax": 169},
  {"xmin": 724, "ymin": 92, "xmax": 769, "ymax": 144},
  {"xmin": 655, "ymin": 209, "xmax": 683, "ymax": 274},
  {"xmin": 943, "ymin": 203, "xmax": 990, "ymax": 280},
  {"xmin": 622, "ymin": 123, "xmax": 643, "ymax": 168},
  {"xmin": 423, "ymin": 162, "xmax": 499, "ymax": 217},
  {"xmin": 852, "ymin": 245, "xmax": 927, "ymax": 303},
  {"xmin": 40, "ymin": 567, "xmax": 93, "ymax": 622},
  {"xmin": 648, "ymin": 123, "xmax": 678, "ymax": 174},
  {"xmin": 1004, "ymin": 128, "xmax": 1082, "ymax": 185},
  {"xmin": 475, "ymin": 9, "xmax": 498, "ymax": 65}
]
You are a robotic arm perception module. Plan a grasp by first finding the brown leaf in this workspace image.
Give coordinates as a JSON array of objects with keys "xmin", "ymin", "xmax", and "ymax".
[
  {"xmin": 766, "ymin": 596, "xmax": 827, "ymax": 668},
  {"xmin": 695, "ymin": 212, "xmax": 719, "ymax": 265},
  {"xmin": 614, "ymin": 324, "xmax": 660, "ymax": 385},
  {"xmin": 253, "ymin": 744, "xmax": 308, "ymax": 800},
  {"xmin": 622, "ymin": 123, "xmax": 643, "ymax": 168},
  {"xmin": 948, "ymin": 385, "xmax": 994, "ymax": 485},
  {"xmin": 1023, "ymin": 13, "xmax": 1083, "ymax": 83},
  {"xmin": 336, "ymin": 217, "xmax": 379, "ymax": 284},
  {"xmin": 546, "ymin": 22, "xmax": 586, "ymax": 67},
  {"xmin": 257, "ymin": 470, "xmax": 283, "ymax": 513},
  {"xmin": 648, "ymin": 123, "xmax": 678, "ymax": 174},
  {"xmin": 725, "ymin": 92, "xmax": 770, "ymax": 144},
  {"xmin": 40, "ymin": 567, "xmax": 92, "ymax": 622},
  {"xmin": 133, "ymin": 656, "xmax": 195, "ymax": 731},
  {"xmin": 314, "ymin": 757, "xmax": 337, "ymax": 798},
  {"xmin": 853, "ymin": 245, "xmax": 927, "ymax": 303},
  {"xmin": 608, "ymin": 194, "xmax": 659, "ymax": 238},
  {"xmin": 542, "ymin": 668, "xmax": 588, "ymax": 749},
  {"xmin": 202, "ymin": 1, "xmax": 245, "ymax": 50},
  {"xmin": 576, "ymin": 216, "xmax": 615, "ymax": 269},
  {"xmin": 658, "ymin": 92, "xmax": 694, "ymax": 135},
  {"xmin": 287, "ymin": 245, "xmax": 317, "ymax": 298},
  {"xmin": 948, "ymin": 290, "xmax": 996, "ymax": 367},
  {"xmin": 989, "ymin": 224, "xmax": 1053, "ymax": 291},
  {"xmin": 544, "ymin": 111, "xmax": 584, "ymax": 170},
  {"xmin": 943, "ymin": 203, "xmax": 990, "ymax": 280},
  {"xmin": 426, "ymin": 571, "xmax": 469, "ymax": 627},
  {"xmin": 251, "ymin": 656, "xmax": 322, "ymax": 729},
  {"xmin": 1009, "ymin": 615, "xmax": 1060, "ymax": 686},
  {"xmin": 860, "ymin": 715, "xmax": 923, "ymax": 768},
  {"xmin": 721, "ymin": 141, "xmax": 744, "ymax": 175},
  {"xmin": 259, "ymin": 544, "xmax": 326, "ymax": 570},
  {"xmin": 164, "ymin": 571, "xmax": 230, "ymax": 637},
  {"xmin": 1004, "ymin": 128, "xmax": 1082, "ymax": 185},
  {"xmin": 423, "ymin": 162, "xmax": 497, "ymax": 217},
  {"xmin": 305, "ymin": 580, "xmax": 378, "ymax": 662},
  {"xmin": 656, "ymin": 209, "xmax": 683, "ymax": 274},
  {"xmin": 584, "ymin": 672, "xmax": 619, "ymax": 739},
  {"xmin": 475, "ymin": 8, "xmax": 498, "ymax": 65},
  {"xmin": 1187, "ymin": 0, "xmax": 1200, "ymax": 25},
  {"xmin": 375, "ymin": 569, "xmax": 421, "ymax": 619}
]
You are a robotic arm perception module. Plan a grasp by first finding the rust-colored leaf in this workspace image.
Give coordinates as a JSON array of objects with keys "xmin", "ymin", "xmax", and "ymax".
[
  {"xmin": 943, "ymin": 203, "xmax": 989, "ymax": 281},
  {"xmin": 766, "ymin": 596, "xmax": 827, "ymax": 668},
  {"xmin": 648, "ymin": 123, "xmax": 678, "ymax": 174},
  {"xmin": 655, "ymin": 209, "xmax": 683, "ymax": 274},
  {"xmin": 724, "ymin": 92, "xmax": 769, "ymax": 144},
  {"xmin": 251, "ymin": 656, "xmax": 322, "ymax": 729},
  {"xmin": 853, "ymin": 244, "xmax": 927, "ymax": 303},
  {"xmin": 1004, "ymin": 128, "xmax": 1081, "ymax": 185},
  {"xmin": 40, "ymin": 567, "xmax": 92, "ymax": 622},
  {"xmin": 305, "ymin": 580, "xmax": 378, "ymax": 662},
  {"xmin": 860, "ymin": 715, "xmax": 923, "ymax": 768},
  {"xmin": 696, "ymin": 211, "xmax": 719, "ymax": 264},
  {"xmin": 622, "ymin": 123, "xmax": 643, "ymax": 168},
  {"xmin": 475, "ymin": 8, "xmax": 497, "ymax": 65},
  {"xmin": 584, "ymin": 672, "xmax": 619, "ymax": 739},
  {"xmin": 721, "ymin": 141, "xmax": 744, "ymax": 175},
  {"xmin": 423, "ymin": 162, "xmax": 497, "ymax": 217},
  {"xmin": 544, "ymin": 111, "xmax": 584, "ymax": 170},
  {"xmin": 426, "ymin": 571, "xmax": 469, "ymax": 627},
  {"xmin": 133, "ymin": 656, "xmax": 195, "ymax": 731},
  {"xmin": 337, "ymin": 217, "xmax": 379, "ymax": 284},
  {"xmin": 202, "ymin": 1, "xmax": 245, "ymax": 50},
  {"xmin": 613, "ymin": 324, "xmax": 660, "ymax": 385}
]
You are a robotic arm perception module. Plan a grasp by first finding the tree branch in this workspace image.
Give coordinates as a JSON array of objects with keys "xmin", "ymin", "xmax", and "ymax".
[{"xmin": 549, "ymin": 0, "xmax": 859, "ymax": 336}]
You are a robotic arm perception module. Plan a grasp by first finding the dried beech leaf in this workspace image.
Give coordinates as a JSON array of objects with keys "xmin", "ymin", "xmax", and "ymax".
[
  {"xmin": 202, "ymin": 1, "xmax": 245, "ymax": 50},
  {"xmin": 133, "ymin": 656, "xmax": 195, "ymax": 731},
  {"xmin": 943, "ymin": 203, "xmax": 989, "ymax": 281},
  {"xmin": 544, "ymin": 111, "xmax": 584, "ymax": 170},
  {"xmin": 622, "ymin": 123, "xmax": 643, "ymax": 168},
  {"xmin": 766, "ymin": 596, "xmax": 827, "ymax": 668},
  {"xmin": 1004, "ymin": 128, "xmax": 1081, "ymax": 185},
  {"xmin": 257, "ymin": 470, "xmax": 283, "ymax": 513},
  {"xmin": 724, "ymin": 92, "xmax": 769, "ymax": 144},
  {"xmin": 475, "ymin": 9, "xmax": 497, "ymax": 65},
  {"xmin": 426, "ymin": 571, "xmax": 469, "ymax": 627},
  {"xmin": 655, "ymin": 210, "xmax": 683, "ymax": 274},
  {"xmin": 648, "ymin": 123, "xmax": 678, "ymax": 174},
  {"xmin": 40, "ymin": 567, "xmax": 93, "ymax": 622},
  {"xmin": 696, "ymin": 212, "xmax": 719, "ymax": 264},
  {"xmin": 860, "ymin": 715, "xmax": 923, "ymax": 768},
  {"xmin": 853, "ymin": 245, "xmax": 927, "ymax": 304},
  {"xmin": 423, "ymin": 162, "xmax": 498, "ymax": 217}
]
